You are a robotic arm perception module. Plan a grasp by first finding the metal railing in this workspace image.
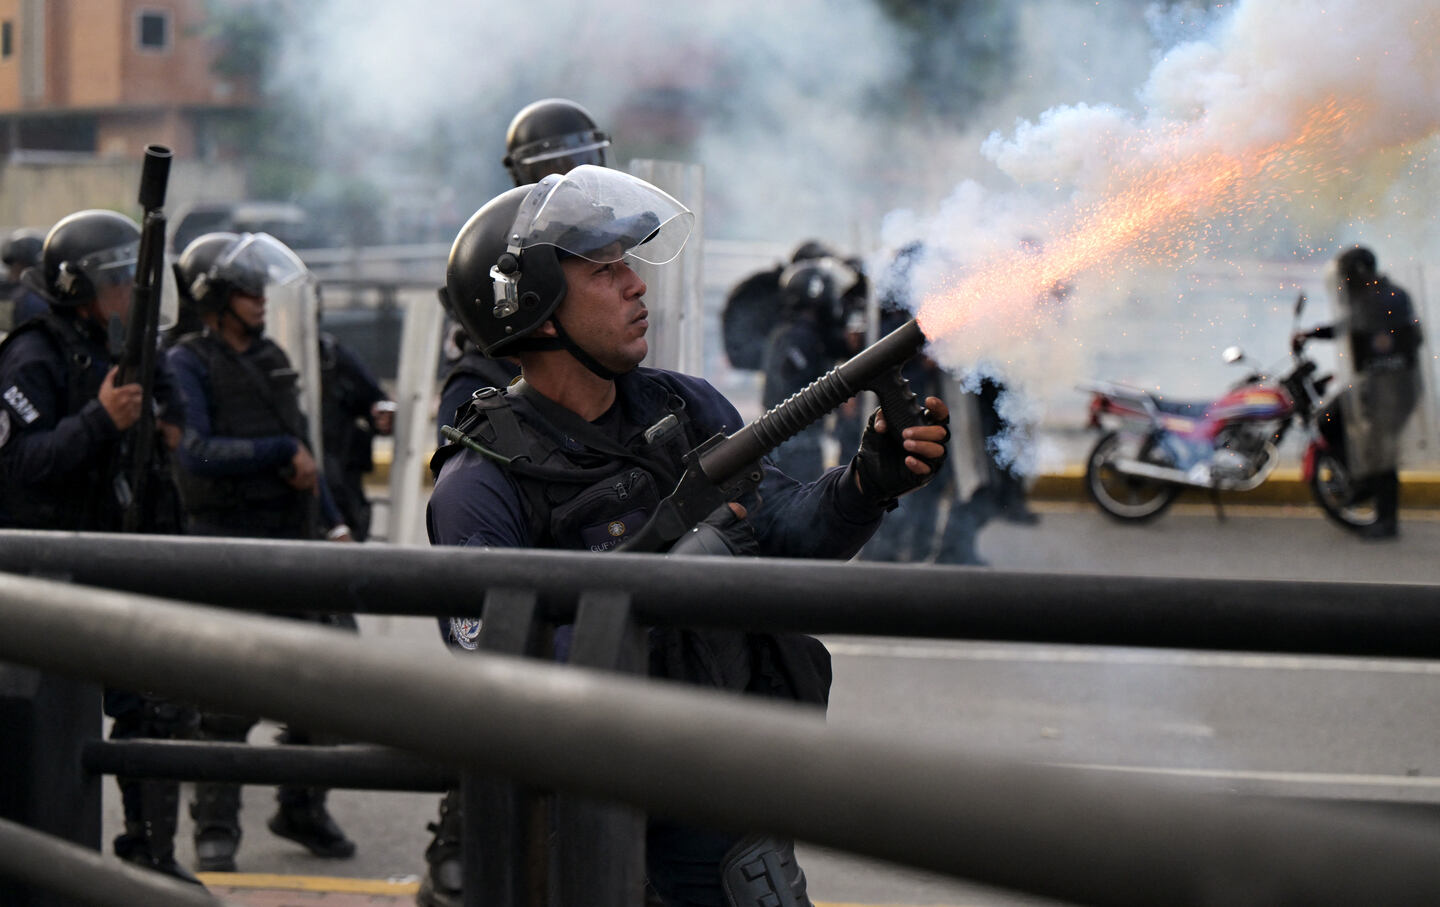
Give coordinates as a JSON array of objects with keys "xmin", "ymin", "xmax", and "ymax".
[{"xmin": 3, "ymin": 533, "xmax": 1440, "ymax": 906}]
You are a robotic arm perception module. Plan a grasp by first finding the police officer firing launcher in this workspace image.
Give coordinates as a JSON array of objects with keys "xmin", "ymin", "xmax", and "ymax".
[{"xmin": 426, "ymin": 166, "xmax": 951, "ymax": 907}]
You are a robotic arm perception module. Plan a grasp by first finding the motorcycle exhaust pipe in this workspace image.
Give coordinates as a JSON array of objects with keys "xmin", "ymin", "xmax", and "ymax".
[{"xmin": 1113, "ymin": 453, "xmax": 1279, "ymax": 492}]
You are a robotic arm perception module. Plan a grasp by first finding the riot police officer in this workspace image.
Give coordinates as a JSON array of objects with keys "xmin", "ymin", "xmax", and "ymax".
[
  {"xmin": 165, "ymin": 231, "xmax": 358, "ymax": 871},
  {"xmin": 0, "ymin": 227, "xmax": 48, "ymax": 335},
  {"xmin": 425, "ymin": 166, "xmax": 951, "ymax": 907},
  {"xmin": 0, "ymin": 209, "xmax": 198, "ymax": 884},
  {"xmin": 759, "ymin": 255, "xmax": 861, "ymax": 480},
  {"xmin": 1295, "ymin": 245, "xmax": 1423, "ymax": 539},
  {"xmin": 319, "ymin": 328, "xmax": 393, "ymax": 542},
  {"xmin": 437, "ymin": 98, "xmax": 615, "ymax": 443}
]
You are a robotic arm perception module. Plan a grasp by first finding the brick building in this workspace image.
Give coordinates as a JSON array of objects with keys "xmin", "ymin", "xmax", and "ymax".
[{"xmin": 0, "ymin": 0, "xmax": 256, "ymax": 160}]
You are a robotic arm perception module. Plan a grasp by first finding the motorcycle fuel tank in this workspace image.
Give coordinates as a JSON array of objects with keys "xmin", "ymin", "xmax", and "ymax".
[{"xmin": 1207, "ymin": 386, "xmax": 1294, "ymax": 424}]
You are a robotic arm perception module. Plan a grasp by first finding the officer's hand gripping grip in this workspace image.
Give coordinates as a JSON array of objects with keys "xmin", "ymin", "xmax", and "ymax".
[{"xmin": 618, "ymin": 319, "xmax": 929, "ymax": 553}]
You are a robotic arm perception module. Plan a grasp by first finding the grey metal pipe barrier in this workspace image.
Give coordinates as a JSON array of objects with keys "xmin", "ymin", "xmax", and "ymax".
[
  {"xmin": 4, "ymin": 530, "xmax": 1440, "ymax": 657},
  {"xmin": 0, "ymin": 816, "xmax": 234, "ymax": 907},
  {"xmin": 82, "ymin": 740, "xmax": 453, "ymax": 790},
  {"xmin": 2, "ymin": 573, "xmax": 1440, "ymax": 906}
]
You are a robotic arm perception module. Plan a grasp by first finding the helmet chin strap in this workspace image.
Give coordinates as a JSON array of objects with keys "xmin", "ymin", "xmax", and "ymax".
[{"xmin": 548, "ymin": 316, "xmax": 624, "ymax": 380}]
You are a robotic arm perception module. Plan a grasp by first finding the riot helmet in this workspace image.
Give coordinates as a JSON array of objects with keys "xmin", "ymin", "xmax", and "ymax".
[
  {"xmin": 790, "ymin": 239, "xmax": 836, "ymax": 264},
  {"xmin": 503, "ymin": 99, "xmax": 611, "ymax": 186},
  {"xmin": 779, "ymin": 256, "xmax": 861, "ymax": 328},
  {"xmin": 38, "ymin": 210, "xmax": 141, "ymax": 306},
  {"xmin": 174, "ymin": 231, "xmax": 311, "ymax": 314},
  {"xmin": 441, "ymin": 164, "xmax": 693, "ymax": 360},
  {"xmin": 2, "ymin": 228, "xmax": 44, "ymax": 269}
]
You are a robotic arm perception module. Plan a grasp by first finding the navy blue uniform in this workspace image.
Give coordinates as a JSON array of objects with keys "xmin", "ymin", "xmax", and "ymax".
[
  {"xmin": 428, "ymin": 366, "xmax": 882, "ymax": 907},
  {"xmin": 0, "ymin": 311, "xmax": 180, "ymax": 529},
  {"xmin": 0, "ymin": 308, "xmax": 197, "ymax": 877},
  {"xmin": 435, "ymin": 347, "xmax": 520, "ymax": 447}
]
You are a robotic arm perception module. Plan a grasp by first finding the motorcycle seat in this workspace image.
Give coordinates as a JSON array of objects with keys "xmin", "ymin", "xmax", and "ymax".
[{"xmin": 1149, "ymin": 397, "xmax": 1209, "ymax": 417}]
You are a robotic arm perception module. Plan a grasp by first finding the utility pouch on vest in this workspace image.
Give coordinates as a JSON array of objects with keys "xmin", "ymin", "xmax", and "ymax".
[{"xmin": 548, "ymin": 466, "xmax": 662, "ymax": 552}]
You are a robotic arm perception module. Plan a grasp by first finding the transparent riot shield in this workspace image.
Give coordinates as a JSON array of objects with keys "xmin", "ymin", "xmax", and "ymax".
[
  {"xmin": 627, "ymin": 159, "xmax": 705, "ymax": 375},
  {"xmin": 265, "ymin": 275, "xmax": 324, "ymax": 466}
]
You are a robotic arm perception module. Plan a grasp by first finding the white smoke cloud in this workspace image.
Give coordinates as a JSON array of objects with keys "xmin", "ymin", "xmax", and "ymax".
[{"xmin": 885, "ymin": 0, "xmax": 1440, "ymax": 459}]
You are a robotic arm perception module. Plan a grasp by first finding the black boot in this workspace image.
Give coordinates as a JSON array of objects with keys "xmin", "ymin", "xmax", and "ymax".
[
  {"xmin": 190, "ymin": 782, "xmax": 243, "ymax": 873},
  {"xmin": 269, "ymin": 786, "xmax": 356, "ymax": 858},
  {"xmin": 416, "ymin": 789, "xmax": 463, "ymax": 907},
  {"xmin": 115, "ymin": 779, "xmax": 206, "ymax": 886}
]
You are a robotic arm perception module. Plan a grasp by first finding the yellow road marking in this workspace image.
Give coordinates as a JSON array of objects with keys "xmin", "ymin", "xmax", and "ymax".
[{"xmin": 195, "ymin": 872, "xmax": 419, "ymax": 894}]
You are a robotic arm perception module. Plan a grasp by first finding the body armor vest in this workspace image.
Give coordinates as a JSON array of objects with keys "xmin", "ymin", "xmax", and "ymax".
[
  {"xmin": 173, "ymin": 333, "xmax": 311, "ymax": 529},
  {"xmin": 432, "ymin": 380, "xmax": 695, "ymax": 551},
  {"xmin": 0, "ymin": 312, "xmax": 118, "ymax": 529}
]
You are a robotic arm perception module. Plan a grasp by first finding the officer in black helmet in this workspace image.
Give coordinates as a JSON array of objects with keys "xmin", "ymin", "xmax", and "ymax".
[
  {"xmin": 165, "ymin": 231, "xmax": 358, "ymax": 872},
  {"xmin": 437, "ymin": 98, "xmax": 615, "ymax": 444},
  {"xmin": 425, "ymin": 166, "xmax": 951, "ymax": 907},
  {"xmin": 759, "ymin": 255, "xmax": 863, "ymax": 479},
  {"xmin": 0, "ymin": 227, "xmax": 48, "ymax": 334},
  {"xmin": 0, "ymin": 209, "xmax": 199, "ymax": 884}
]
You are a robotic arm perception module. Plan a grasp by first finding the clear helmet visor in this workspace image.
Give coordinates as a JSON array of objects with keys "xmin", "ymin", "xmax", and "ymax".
[
  {"xmin": 78, "ymin": 241, "xmax": 140, "ymax": 290},
  {"xmin": 510, "ymin": 130, "xmax": 611, "ymax": 169},
  {"xmin": 518, "ymin": 165, "xmax": 694, "ymax": 266},
  {"xmin": 213, "ymin": 232, "xmax": 312, "ymax": 297}
]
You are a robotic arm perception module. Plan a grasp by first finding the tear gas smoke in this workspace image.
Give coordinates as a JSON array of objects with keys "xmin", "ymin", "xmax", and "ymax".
[{"xmin": 896, "ymin": 0, "xmax": 1440, "ymax": 370}]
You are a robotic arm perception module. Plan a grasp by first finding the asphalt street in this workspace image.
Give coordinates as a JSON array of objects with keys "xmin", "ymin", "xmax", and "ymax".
[{"xmin": 99, "ymin": 501, "xmax": 1440, "ymax": 905}]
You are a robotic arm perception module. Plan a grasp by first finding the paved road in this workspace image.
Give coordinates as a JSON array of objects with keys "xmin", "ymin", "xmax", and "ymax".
[{"xmin": 104, "ymin": 502, "xmax": 1440, "ymax": 905}]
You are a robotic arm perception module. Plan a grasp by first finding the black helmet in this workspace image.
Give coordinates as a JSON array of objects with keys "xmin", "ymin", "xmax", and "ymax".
[
  {"xmin": 502, "ymin": 98, "xmax": 611, "ymax": 186},
  {"xmin": 40, "ymin": 210, "xmax": 140, "ymax": 305},
  {"xmin": 441, "ymin": 165, "xmax": 693, "ymax": 358},
  {"xmin": 779, "ymin": 256, "xmax": 861, "ymax": 328},
  {"xmin": 1, "ymin": 228, "xmax": 44, "ymax": 268},
  {"xmin": 174, "ymin": 231, "xmax": 311, "ymax": 314},
  {"xmin": 1337, "ymin": 245, "xmax": 1378, "ymax": 285}
]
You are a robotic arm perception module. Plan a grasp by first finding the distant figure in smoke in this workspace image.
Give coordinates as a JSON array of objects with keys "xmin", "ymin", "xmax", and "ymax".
[
  {"xmin": 1293, "ymin": 245, "xmax": 1423, "ymax": 539},
  {"xmin": 436, "ymin": 98, "xmax": 613, "ymax": 445},
  {"xmin": 759, "ymin": 251, "xmax": 862, "ymax": 479}
]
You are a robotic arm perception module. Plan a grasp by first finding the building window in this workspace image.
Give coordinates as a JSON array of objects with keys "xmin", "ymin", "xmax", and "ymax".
[
  {"xmin": 136, "ymin": 10, "xmax": 169, "ymax": 52},
  {"xmin": 2, "ymin": 21, "xmax": 12, "ymax": 59}
]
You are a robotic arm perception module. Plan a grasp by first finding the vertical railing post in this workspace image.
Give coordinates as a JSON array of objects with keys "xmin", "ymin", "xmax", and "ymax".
[
  {"xmin": 465, "ymin": 588, "xmax": 546, "ymax": 907},
  {"xmin": 551, "ymin": 590, "xmax": 649, "ymax": 907},
  {"xmin": 0, "ymin": 663, "xmax": 101, "ymax": 906}
]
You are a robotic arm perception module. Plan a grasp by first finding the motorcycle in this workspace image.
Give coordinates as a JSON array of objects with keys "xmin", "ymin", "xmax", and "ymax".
[{"xmin": 1079, "ymin": 293, "xmax": 1376, "ymax": 529}]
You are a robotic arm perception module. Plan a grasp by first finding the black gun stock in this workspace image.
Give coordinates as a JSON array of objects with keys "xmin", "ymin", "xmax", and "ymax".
[
  {"xmin": 619, "ymin": 318, "xmax": 929, "ymax": 553},
  {"xmin": 115, "ymin": 144, "xmax": 172, "ymax": 533}
]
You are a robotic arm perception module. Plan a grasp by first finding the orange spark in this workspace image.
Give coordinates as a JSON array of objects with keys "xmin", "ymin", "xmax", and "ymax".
[{"xmin": 917, "ymin": 98, "xmax": 1359, "ymax": 346}]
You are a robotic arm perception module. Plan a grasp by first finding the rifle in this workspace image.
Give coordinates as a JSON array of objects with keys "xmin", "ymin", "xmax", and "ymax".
[
  {"xmin": 618, "ymin": 318, "xmax": 929, "ymax": 553},
  {"xmin": 113, "ymin": 144, "xmax": 172, "ymax": 533}
]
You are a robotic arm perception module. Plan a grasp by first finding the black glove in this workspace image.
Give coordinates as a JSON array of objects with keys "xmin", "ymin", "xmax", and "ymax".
[
  {"xmin": 850, "ymin": 405, "xmax": 949, "ymax": 508},
  {"xmin": 668, "ymin": 503, "xmax": 760, "ymax": 557}
]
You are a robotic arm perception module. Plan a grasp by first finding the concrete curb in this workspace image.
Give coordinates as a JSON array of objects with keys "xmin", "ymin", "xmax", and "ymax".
[
  {"xmin": 363, "ymin": 453, "xmax": 1440, "ymax": 510},
  {"xmin": 1030, "ymin": 468, "xmax": 1440, "ymax": 509}
]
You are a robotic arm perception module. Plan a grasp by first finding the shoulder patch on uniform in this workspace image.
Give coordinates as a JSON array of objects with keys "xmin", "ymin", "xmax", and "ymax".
[
  {"xmin": 449, "ymin": 616, "xmax": 482, "ymax": 651},
  {"xmin": 3, "ymin": 385, "xmax": 39, "ymax": 424}
]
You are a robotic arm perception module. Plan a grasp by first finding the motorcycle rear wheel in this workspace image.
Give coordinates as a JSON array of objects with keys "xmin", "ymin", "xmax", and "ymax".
[
  {"xmin": 1084, "ymin": 431, "xmax": 1180, "ymax": 522},
  {"xmin": 1308, "ymin": 448, "xmax": 1379, "ymax": 531}
]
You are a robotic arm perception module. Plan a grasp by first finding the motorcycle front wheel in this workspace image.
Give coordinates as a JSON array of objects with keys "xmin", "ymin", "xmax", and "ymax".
[
  {"xmin": 1308, "ymin": 447, "xmax": 1379, "ymax": 531},
  {"xmin": 1084, "ymin": 431, "xmax": 1180, "ymax": 522}
]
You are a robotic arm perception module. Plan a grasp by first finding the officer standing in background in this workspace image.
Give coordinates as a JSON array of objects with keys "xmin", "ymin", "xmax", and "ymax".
[
  {"xmin": 165, "ymin": 231, "xmax": 357, "ymax": 872},
  {"xmin": 319, "ymin": 327, "xmax": 394, "ymax": 542},
  {"xmin": 1295, "ymin": 245, "xmax": 1424, "ymax": 539},
  {"xmin": 0, "ymin": 210, "xmax": 199, "ymax": 885},
  {"xmin": 426, "ymin": 167, "xmax": 951, "ymax": 907},
  {"xmin": 437, "ymin": 97, "xmax": 615, "ymax": 443},
  {"xmin": 759, "ymin": 254, "xmax": 859, "ymax": 479},
  {"xmin": 0, "ymin": 227, "xmax": 49, "ymax": 335}
]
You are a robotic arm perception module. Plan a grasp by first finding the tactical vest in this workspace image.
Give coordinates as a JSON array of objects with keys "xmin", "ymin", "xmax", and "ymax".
[
  {"xmin": 173, "ymin": 333, "xmax": 312, "ymax": 530},
  {"xmin": 431, "ymin": 379, "xmax": 697, "ymax": 552},
  {"xmin": 0, "ymin": 312, "xmax": 119, "ymax": 529}
]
